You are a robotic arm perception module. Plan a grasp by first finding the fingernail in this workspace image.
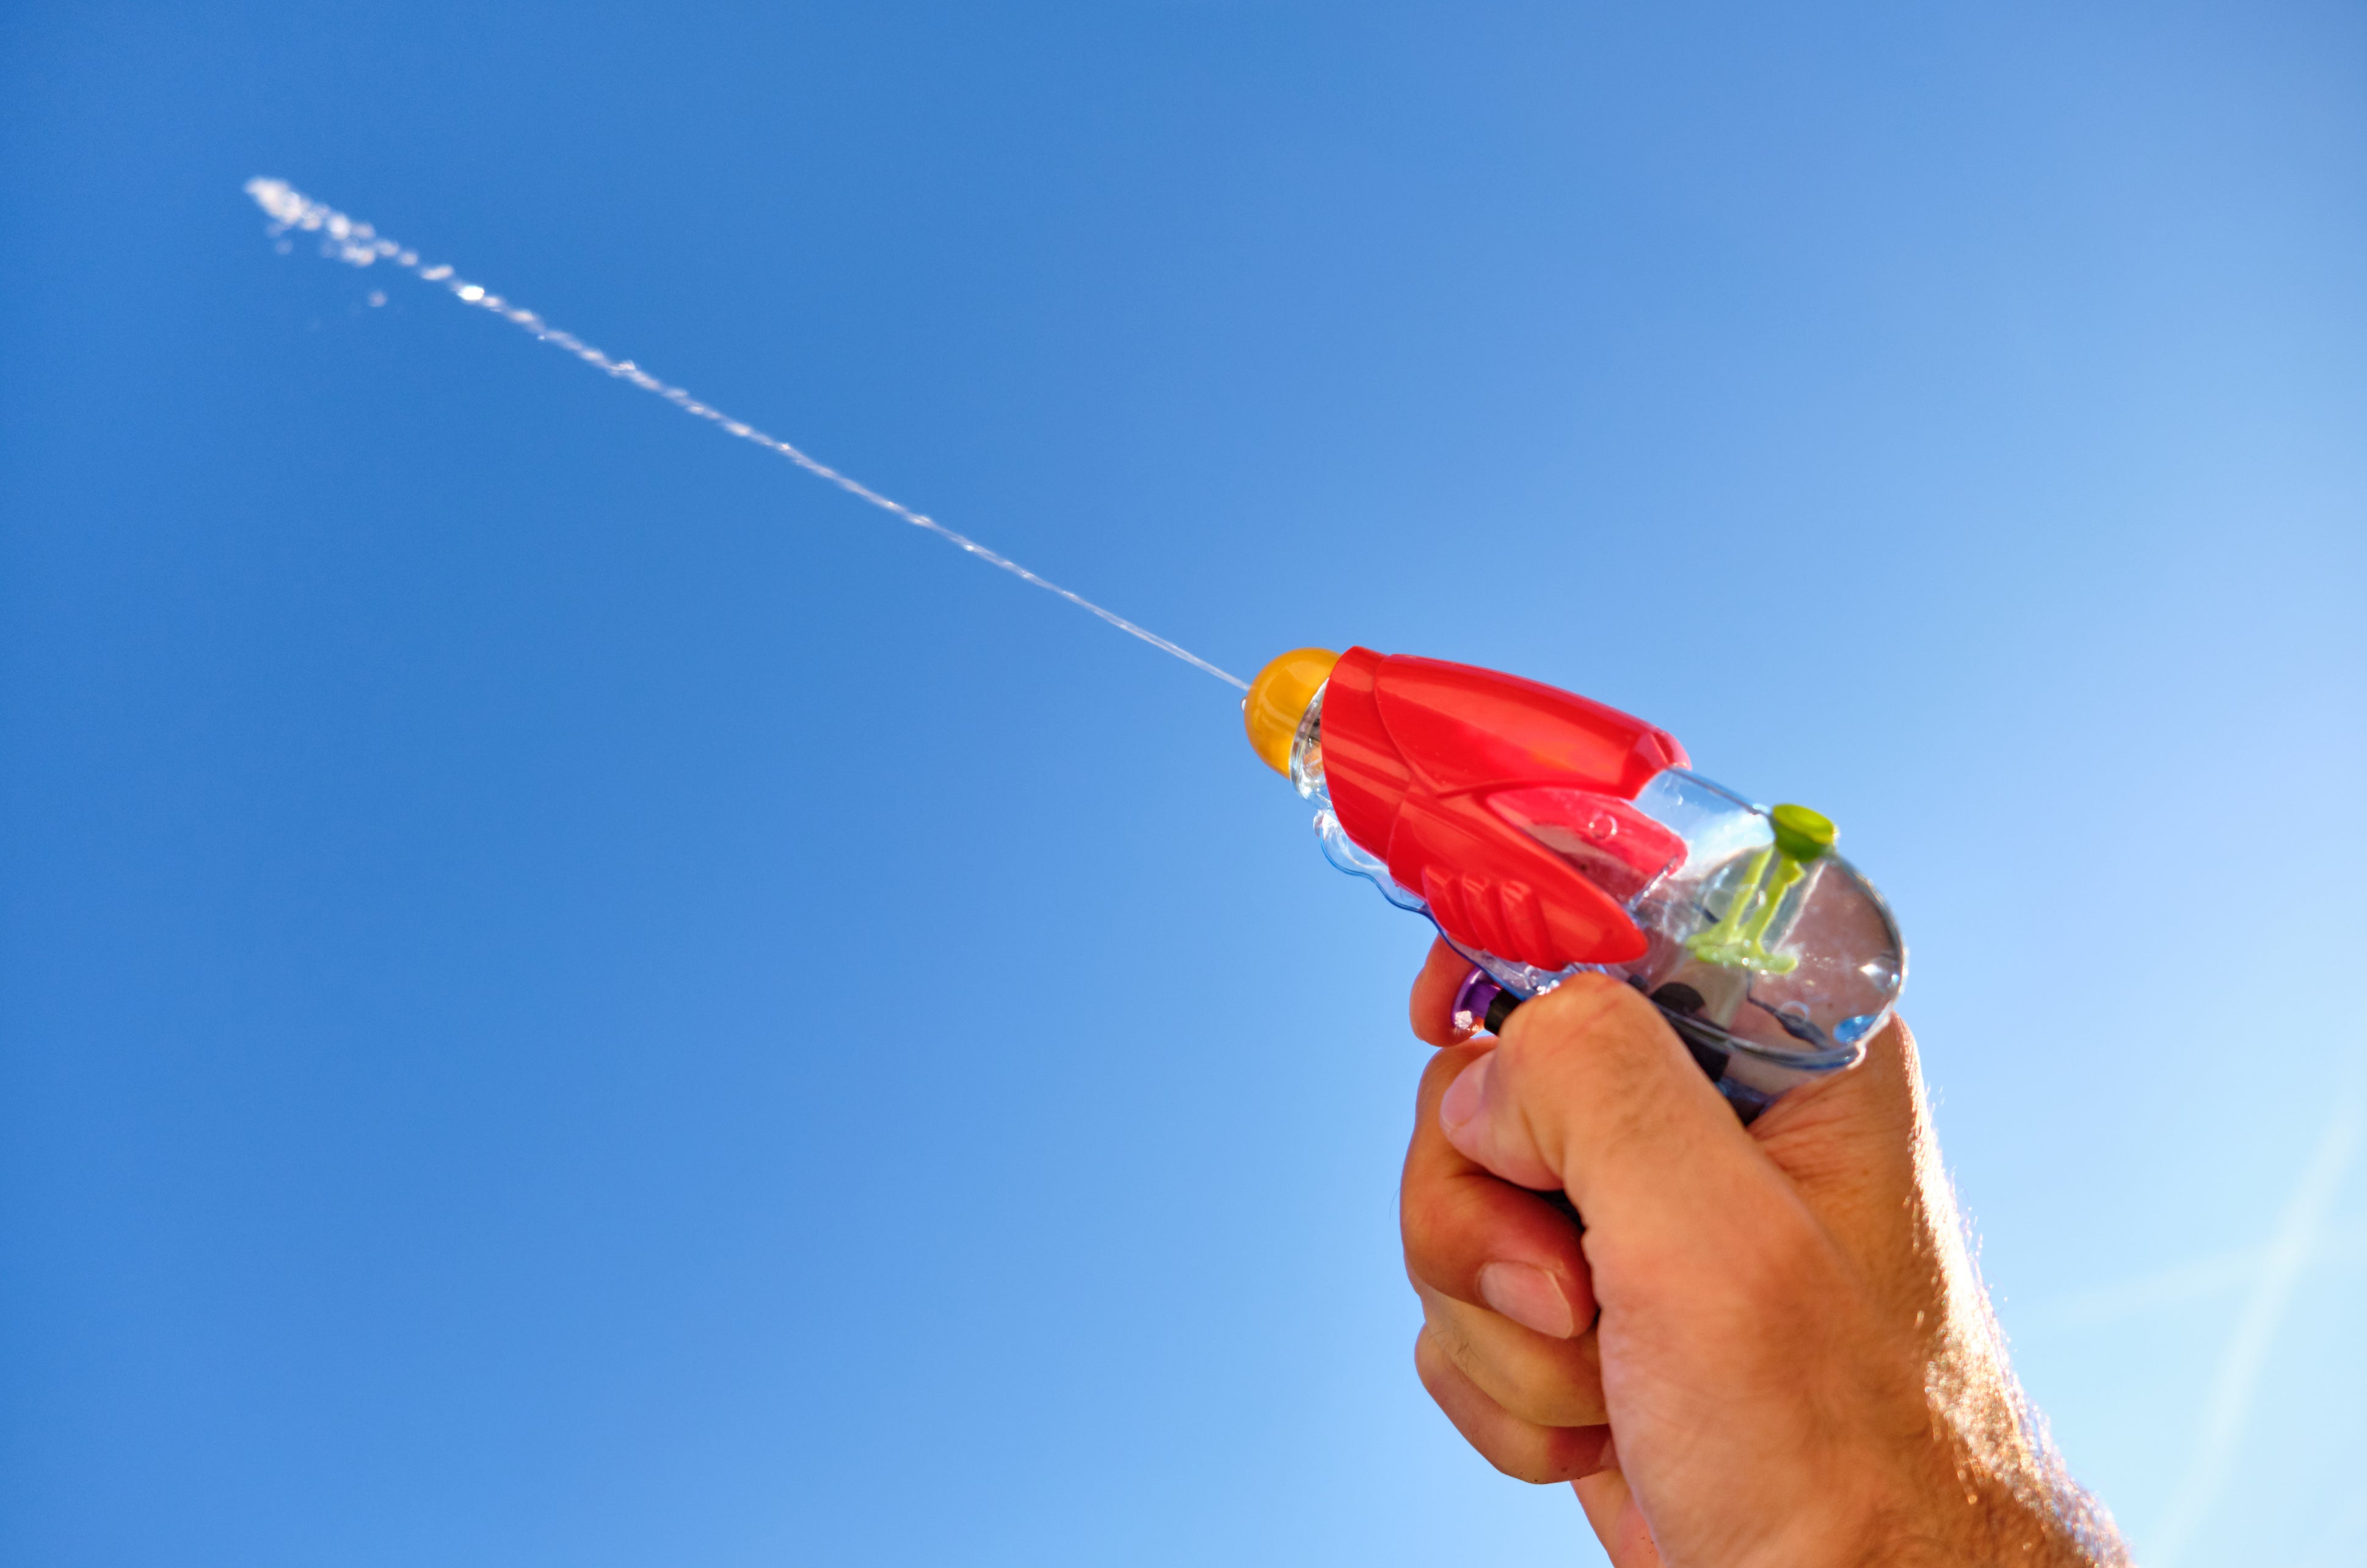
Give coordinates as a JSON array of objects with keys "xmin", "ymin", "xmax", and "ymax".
[
  {"xmin": 1438, "ymin": 1053, "xmax": 1490, "ymax": 1135},
  {"xmin": 1478, "ymin": 1261, "xmax": 1577, "ymax": 1339}
]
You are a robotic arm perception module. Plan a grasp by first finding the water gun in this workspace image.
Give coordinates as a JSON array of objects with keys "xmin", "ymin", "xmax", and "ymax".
[{"xmin": 1244, "ymin": 648, "xmax": 1905, "ymax": 1117}]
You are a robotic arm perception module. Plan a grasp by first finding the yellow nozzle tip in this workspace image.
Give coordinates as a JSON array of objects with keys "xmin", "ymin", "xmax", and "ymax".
[{"xmin": 1244, "ymin": 648, "xmax": 1340, "ymax": 775}]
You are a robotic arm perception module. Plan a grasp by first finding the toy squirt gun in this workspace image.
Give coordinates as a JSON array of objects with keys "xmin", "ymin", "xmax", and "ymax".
[{"xmin": 1245, "ymin": 648, "xmax": 1905, "ymax": 1119}]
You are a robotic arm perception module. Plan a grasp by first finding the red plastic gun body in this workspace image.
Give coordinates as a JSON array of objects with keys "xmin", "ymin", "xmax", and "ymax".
[{"xmin": 1317, "ymin": 647, "xmax": 1693, "ymax": 973}]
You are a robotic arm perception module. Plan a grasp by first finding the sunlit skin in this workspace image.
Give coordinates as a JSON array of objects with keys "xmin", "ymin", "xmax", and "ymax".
[{"xmin": 1398, "ymin": 938, "xmax": 2129, "ymax": 1567}]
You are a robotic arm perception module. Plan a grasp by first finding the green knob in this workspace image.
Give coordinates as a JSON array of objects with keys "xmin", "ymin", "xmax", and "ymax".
[{"xmin": 1769, "ymin": 803, "xmax": 1837, "ymax": 862}]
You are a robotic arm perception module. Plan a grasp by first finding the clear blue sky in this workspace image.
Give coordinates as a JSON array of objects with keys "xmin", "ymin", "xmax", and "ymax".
[{"xmin": 4, "ymin": 4, "xmax": 2363, "ymax": 1564}]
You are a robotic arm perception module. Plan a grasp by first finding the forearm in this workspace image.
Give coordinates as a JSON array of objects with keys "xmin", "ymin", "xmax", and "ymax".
[
  {"xmin": 1870, "ymin": 1468, "xmax": 2131, "ymax": 1568},
  {"xmin": 1872, "ymin": 1362, "xmax": 2132, "ymax": 1567}
]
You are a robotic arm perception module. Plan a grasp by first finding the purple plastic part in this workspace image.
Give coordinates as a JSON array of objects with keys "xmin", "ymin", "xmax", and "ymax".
[{"xmin": 1450, "ymin": 965, "xmax": 1503, "ymax": 1036}]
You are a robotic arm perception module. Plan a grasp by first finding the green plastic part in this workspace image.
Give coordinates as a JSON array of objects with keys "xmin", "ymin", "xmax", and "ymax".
[
  {"xmin": 1684, "ymin": 804, "xmax": 1838, "ymax": 975},
  {"xmin": 1769, "ymin": 803, "xmax": 1836, "ymax": 862}
]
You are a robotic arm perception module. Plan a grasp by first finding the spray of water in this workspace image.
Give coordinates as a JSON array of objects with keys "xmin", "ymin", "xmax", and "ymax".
[{"xmin": 244, "ymin": 178, "xmax": 1249, "ymax": 692}]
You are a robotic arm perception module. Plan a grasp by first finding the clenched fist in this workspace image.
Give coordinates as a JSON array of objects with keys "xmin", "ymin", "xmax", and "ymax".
[{"xmin": 1398, "ymin": 938, "xmax": 2127, "ymax": 1567}]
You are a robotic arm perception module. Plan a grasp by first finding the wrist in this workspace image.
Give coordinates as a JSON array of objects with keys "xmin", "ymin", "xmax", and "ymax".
[
  {"xmin": 1849, "ymin": 1410, "xmax": 2131, "ymax": 1567},
  {"xmin": 1718, "ymin": 1377, "xmax": 2127, "ymax": 1568}
]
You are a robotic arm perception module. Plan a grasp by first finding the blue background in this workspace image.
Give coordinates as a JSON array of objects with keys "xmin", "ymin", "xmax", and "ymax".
[{"xmin": 4, "ymin": 4, "xmax": 2363, "ymax": 1563}]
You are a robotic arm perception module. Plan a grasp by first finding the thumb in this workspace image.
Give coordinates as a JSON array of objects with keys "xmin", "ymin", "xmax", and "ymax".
[{"xmin": 1436, "ymin": 975, "xmax": 1781, "ymax": 1236}]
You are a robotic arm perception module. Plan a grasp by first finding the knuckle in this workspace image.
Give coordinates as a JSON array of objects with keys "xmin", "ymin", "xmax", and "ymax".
[
  {"xmin": 1397, "ymin": 1176, "xmax": 1457, "ymax": 1257},
  {"xmin": 1411, "ymin": 1332, "xmax": 1440, "ymax": 1399},
  {"xmin": 1481, "ymin": 1428, "xmax": 1596, "ymax": 1486},
  {"xmin": 1514, "ymin": 973, "xmax": 1631, "ymax": 1047},
  {"xmin": 1541, "ymin": 1422, "xmax": 1615, "ymax": 1482},
  {"xmin": 1399, "ymin": 1224, "xmax": 1471, "ymax": 1307},
  {"xmin": 1417, "ymin": 1042, "xmax": 1482, "ymax": 1102},
  {"xmin": 1421, "ymin": 1294, "xmax": 1483, "ymax": 1368},
  {"xmin": 1493, "ymin": 977, "xmax": 1671, "ymax": 1139},
  {"xmin": 1486, "ymin": 1447, "xmax": 1566, "ymax": 1485},
  {"xmin": 1412, "ymin": 1326, "xmax": 1478, "ymax": 1418},
  {"xmin": 1499, "ymin": 1363, "xmax": 1606, "ymax": 1429}
]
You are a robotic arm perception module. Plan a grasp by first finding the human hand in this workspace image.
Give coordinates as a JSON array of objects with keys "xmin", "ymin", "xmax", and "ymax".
[{"xmin": 1398, "ymin": 938, "xmax": 2126, "ymax": 1567}]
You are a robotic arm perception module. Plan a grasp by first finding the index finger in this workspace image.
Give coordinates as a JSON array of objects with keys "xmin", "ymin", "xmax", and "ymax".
[{"xmin": 1409, "ymin": 936, "xmax": 1479, "ymax": 1048}]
